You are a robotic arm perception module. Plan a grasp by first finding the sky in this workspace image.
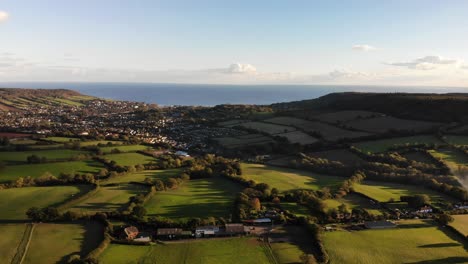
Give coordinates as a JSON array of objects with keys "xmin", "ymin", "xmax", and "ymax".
[{"xmin": 1, "ymin": 0, "xmax": 468, "ymax": 87}]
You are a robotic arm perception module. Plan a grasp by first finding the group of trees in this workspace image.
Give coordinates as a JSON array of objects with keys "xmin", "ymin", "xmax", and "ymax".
[
  {"xmin": 401, "ymin": 194, "xmax": 431, "ymax": 208},
  {"xmin": 6, "ymin": 172, "xmax": 98, "ymax": 188},
  {"xmin": 144, "ymin": 154, "xmax": 186, "ymax": 170},
  {"xmin": 185, "ymin": 154, "xmax": 241, "ymax": 179}
]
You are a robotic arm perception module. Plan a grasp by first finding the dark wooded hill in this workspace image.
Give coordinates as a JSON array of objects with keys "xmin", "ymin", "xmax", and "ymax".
[{"xmin": 271, "ymin": 92, "xmax": 468, "ymax": 122}]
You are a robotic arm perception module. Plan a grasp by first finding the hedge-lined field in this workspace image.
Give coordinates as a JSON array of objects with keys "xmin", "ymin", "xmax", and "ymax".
[
  {"xmin": 104, "ymin": 169, "xmax": 182, "ymax": 184},
  {"xmin": 450, "ymin": 215, "xmax": 468, "ymax": 236},
  {"xmin": 0, "ymin": 224, "xmax": 27, "ymax": 263},
  {"xmin": 353, "ymin": 135, "xmax": 443, "ymax": 153},
  {"xmin": 103, "ymin": 152, "xmax": 155, "ymax": 166},
  {"xmin": 0, "ymin": 149, "xmax": 89, "ymax": 165}
]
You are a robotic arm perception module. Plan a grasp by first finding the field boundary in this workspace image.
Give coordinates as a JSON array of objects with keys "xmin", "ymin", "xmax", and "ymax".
[
  {"xmin": 11, "ymin": 223, "xmax": 35, "ymax": 264},
  {"xmin": 56, "ymin": 185, "xmax": 99, "ymax": 212}
]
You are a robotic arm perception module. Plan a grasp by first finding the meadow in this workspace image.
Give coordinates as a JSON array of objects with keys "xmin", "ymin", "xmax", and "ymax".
[
  {"xmin": 104, "ymin": 168, "xmax": 182, "ymax": 184},
  {"xmin": 353, "ymin": 181, "xmax": 454, "ymax": 203},
  {"xmin": 0, "ymin": 186, "xmax": 88, "ymax": 220},
  {"xmin": 99, "ymin": 238, "xmax": 272, "ymax": 264},
  {"xmin": 429, "ymin": 147, "xmax": 468, "ymax": 167},
  {"xmin": 344, "ymin": 116, "xmax": 442, "ymax": 134},
  {"xmin": 145, "ymin": 177, "xmax": 242, "ymax": 219},
  {"xmin": 99, "ymin": 144, "xmax": 150, "ymax": 153},
  {"xmin": 240, "ymin": 121, "xmax": 296, "ymax": 135},
  {"xmin": 69, "ymin": 183, "xmax": 149, "ymax": 213},
  {"xmin": 0, "ymin": 160, "xmax": 104, "ymax": 182},
  {"xmin": 323, "ymin": 193, "xmax": 382, "ymax": 215},
  {"xmin": 402, "ymin": 151, "xmax": 435, "ymax": 164},
  {"xmin": 308, "ymin": 149, "xmax": 364, "ymax": 166},
  {"xmin": 323, "ymin": 220, "xmax": 468, "ymax": 264},
  {"xmin": 353, "ymin": 135, "xmax": 443, "ymax": 153},
  {"xmin": 269, "ymin": 226, "xmax": 316, "ymax": 264},
  {"xmin": 0, "ymin": 224, "xmax": 27, "ymax": 263},
  {"xmin": 277, "ymin": 131, "xmax": 318, "ymax": 145},
  {"xmin": 0, "ymin": 149, "xmax": 89, "ymax": 165},
  {"xmin": 241, "ymin": 163, "xmax": 343, "ymax": 192},
  {"xmin": 450, "ymin": 214, "xmax": 468, "ymax": 236},
  {"xmin": 23, "ymin": 222, "xmax": 103, "ymax": 264},
  {"xmin": 103, "ymin": 152, "xmax": 155, "ymax": 166},
  {"xmin": 281, "ymin": 203, "xmax": 310, "ymax": 217},
  {"xmin": 443, "ymin": 135, "xmax": 468, "ymax": 146},
  {"xmin": 312, "ymin": 110, "xmax": 383, "ymax": 124},
  {"xmin": 214, "ymin": 134, "xmax": 274, "ymax": 149}
]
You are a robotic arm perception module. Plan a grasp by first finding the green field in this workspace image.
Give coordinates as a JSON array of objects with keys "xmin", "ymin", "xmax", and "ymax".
[
  {"xmin": 240, "ymin": 121, "xmax": 296, "ymax": 135},
  {"xmin": 313, "ymin": 110, "xmax": 383, "ymax": 124},
  {"xmin": 277, "ymin": 131, "xmax": 318, "ymax": 145},
  {"xmin": 450, "ymin": 215, "xmax": 468, "ymax": 236},
  {"xmin": 99, "ymin": 144, "xmax": 150, "ymax": 153},
  {"xmin": 353, "ymin": 135, "xmax": 443, "ymax": 153},
  {"xmin": 345, "ymin": 116, "xmax": 441, "ymax": 134},
  {"xmin": 0, "ymin": 160, "xmax": 104, "ymax": 182},
  {"xmin": 0, "ymin": 224, "xmax": 27, "ymax": 263},
  {"xmin": 309, "ymin": 149, "xmax": 364, "ymax": 166},
  {"xmin": 281, "ymin": 202, "xmax": 310, "ymax": 217},
  {"xmin": 23, "ymin": 222, "xmax": 103, "ymax": 264},
  {"xmin": 214, "ymin": 134, "xmax": 274, "ymax": 149},
  {"xmin": 0, "ymin": 149, "xmax": 89, "ymax": 165},
  {"xmin": 70, "ymin": 183, "xmax": 149, "ymax": 213},
  {"xmin": 323, "ymin": 220, "xmax": 468, "ymax": 264},
  {"xmin": 104, "ymin": 169, "xmax": 182, "ymax": 184},
  {"xmin": 0, "ymin": 186, "xmax": 87, "ymax": 220},
  {"xmin": 402, "ymin": 151, "xmax": 435, "ymax": 164},
  {"xmin": 324, "ymin": 193, "xmax": 382, "ymax": 215},
  {"xmin": 353, "ymin": 181, "xmax": 454, "ymax": 203},
  {"xmin": 429, "ymin": 148, "xmax": 468, "ymax": 167},
  {"xmin": 44, "ymin": 136, "xmax": 80, "ymax": 143},
  {"xmin": 444, "ymin": 135, "xmax": 468, "ymax": 146},
  {"xmin": 145, "ymin": 177, "xmax": 242, "ymax": 219},
  {"xmin": 269, "ymin": 226, "xmax": 315, "ymax": 264},
  {"xmin": 241, "ymin": 163, "xmax": 343, "ymax": 192},
  {"xmin": 100, "ymin": 238, "xmax": 272, "ymax": 264},
  {"xmin": 104, "ymin": 152, "xmax": 155, "ymax": 166}
]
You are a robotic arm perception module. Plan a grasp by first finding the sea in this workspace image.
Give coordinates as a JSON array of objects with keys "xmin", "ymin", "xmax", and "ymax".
[{"xmin": 0, "ymin": 82, "xmax": 467, "ymax": 106}]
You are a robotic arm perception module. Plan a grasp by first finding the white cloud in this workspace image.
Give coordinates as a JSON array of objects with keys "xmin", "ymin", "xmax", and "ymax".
[
  {"xmin": 352, "ymin": 44, "xmax": 377, "ymax": 51},
  {"xmin": 386, "ymin": 55, "xmax": 462, "ymax": 70},
  {"xmin": 225, "ymin": 63, "xmax": 257, "ymax": 74},
  {"xmin": 0, "ymin": 11, "xmax": 9, "ymax": 23}
]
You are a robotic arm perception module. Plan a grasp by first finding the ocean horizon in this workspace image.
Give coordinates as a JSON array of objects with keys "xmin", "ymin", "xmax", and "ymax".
[{"xmin": 1, "ymin": 82, "xmax": 467, "ymax": 106}]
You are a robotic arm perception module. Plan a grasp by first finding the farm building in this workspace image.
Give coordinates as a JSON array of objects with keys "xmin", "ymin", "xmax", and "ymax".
[
  {"xmin": 364, "ymin": 221, "xmax": 397, "ymax": 229},
  {"xmin": 416, "ymin": 206, "xmax": 433, "ymax": 214},
  {"xmin": 124, "ymin": 226, "xmax": 139, "ymax": 240},
  {"xmin": 225, "ymin": 224, "xmax": 245, "ymax": 235},
  {"xmin": 243, "ymin": 218, "xmax": 272, "ymax": 225},
  {"xmin": 195, "ymin": 226, "xmax": 220, "ymax": 237},
  {"xmin": 157, "ymin": 228, "xmax": 183, "ymax": 239}
]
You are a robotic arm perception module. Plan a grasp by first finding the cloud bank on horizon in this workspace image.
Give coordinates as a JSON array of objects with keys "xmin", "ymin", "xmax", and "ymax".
[{"xmin": 2, "ymin": 1, "xmax": 468, "ymax": 87}]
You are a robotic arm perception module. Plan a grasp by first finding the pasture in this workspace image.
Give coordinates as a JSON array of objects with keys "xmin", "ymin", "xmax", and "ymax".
[
  {"xmin": 402, "ymin": 151, "xmax": 435, "ymax": 164},
  {"xmin": 145, "ymin": 177, "xmax": 241, "ymax": 219},
  {"xmin": 281, "ymin": 202, "xmax": 310, "ymax": 217},
  {"xmin": 240, "ymin": 121, "xmax": 296, "ymax": 135},
  {"xmin": 69, "ymin": 183, "xmax": 149, "ymax": 213},
  {"xmin": 214, "ymin": 134, "xmax": 274, "ymax": 149},
  {"xmin": 99, "ymin": 237, "xmax": 272, "ymax": 264},
  {"xmin": 324, "ymin": 193, "xmax": 382, "ymax": 215},
  {"xmin": 0, "ymin": 224, "xmax": 27, "ymax": 263},
  {"xmin": 241, "ymin": 163, "xmax": 343, "ymax": 192},
  {"xmin": 103, "ymin": 152, "xmax": 155, "ymax": 166},
  {"xmin": 308, "ymin": 149, "xmax": 364, "ymax": 166},
  {"xmin": 353, "ymin": 135, "xmax": 443, "ymax": 153},
  {"xmin": 429, "ymin": 148, "xmax": 468, "ymax": 167},
  {"xmin": 99, "ymin": 144, "xmax": 150, "ymax": 153},
  {"xmin": 443, "ymin": 135, "xmax": 468, "ymax": 146},
  {"xmin": 277, "ymin": 131, "xmax": 318, "ymax": 145},
  {"xmin": 0, "ymin": 149, "xmax": 89, "ymax": 165},
  {"xmin": 23, "ymin": 222, "xmax": 103, "ymax": 264},
  {"xmin": 353, "ymin": 181, "xmax": 454, "ymax": 203},
  {"xmin": 44, "ymin": 136, "xmax": 79, "ymax": 143},
  {"xmin": 104, "ymin": 168, "xmax": 182, "ymax": 184},
  {"xmin": 0, "ymin": 160, "xmax": 104, "ymax": 182},
  {"xmin": 345, "ymin": 116, "xmax": 442, "ymax": 133},
  {"xmin": 323, "ymin": 220, "xmax": 468, "ymax": 264},
  {"xmin": 0, "ymin": 186, "xmax": 87, "ymax": 220},
  {"xmin": 450, "ymin": 215, "xmax": 468, "ymax": 236},
  {"xmin": 312, "ymin": 110, "xmax": 383, "ymax": 124},
  {"xmin": 269, "ymin": 226, "xmax": 316, "ymax": 264}
]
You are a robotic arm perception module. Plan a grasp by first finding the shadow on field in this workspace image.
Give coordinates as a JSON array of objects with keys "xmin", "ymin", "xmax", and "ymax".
[
  {"xmin": 418, "ymin": 242, "xmax": 461, "ymax": 248},
  {"xmin": 436, "ymin": 226, "xmax": 468, "ymax": 252},
  {"xmin": 405, "ymin": 256, "xmax": 468, "ymax": 264}
]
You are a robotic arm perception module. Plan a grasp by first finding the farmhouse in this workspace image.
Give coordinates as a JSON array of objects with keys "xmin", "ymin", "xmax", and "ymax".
[
  {"xmin": 416, "ymin": 206, "xmax": 433, "ymax": 214},
  {"xmin": 123, "ymin": 226, "xmax": 139, "ymax": 240},
  {"xmin": 364, "ymin": 221, "xmax": 397, "ymax": 229},
  {"xmin": 195, "ymin": 226, "xmax": 220, "ymax": 237},
  {"xmin": 157, "ymin": 228, "xmax": 183, "ymax": 239},
  {"xmin": 244, "ymin": 218, "xmax": 272, "ymax": 225},
  {"xmin": 225, "ymin": 223, "xmax": 245, "ymax": 235}
]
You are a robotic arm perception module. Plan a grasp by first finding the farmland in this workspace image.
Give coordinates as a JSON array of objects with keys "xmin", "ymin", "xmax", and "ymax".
[
  {"xmin": 429, "ymin": 148, "xmax": 468, "ymax": 167},
  {"xmin": 103, "ymin": 152, "xmax": 155, "ymax": 166},
  {"xmin": 402, "ymin": 151, "xmax": 435, "ymax": 164},
  {"xmin": 353, "ymin": 181, "xmax": 454, "ymax": 203},
  {"xmin": 241, "ymin": 163, "xmax": 344, "ymax": 192},
  {"xmin": 0, "ymin": 186, "xmax": 88, "ymax": 220},
  {"xmin": 353, "ymin": 135, "xmax": 442, "ymax": 153},
  {"xmin": 323, "ymin": 220, "xmax": 468, "ymax": 264},
  {"xmin": 99, "ymin": 237, "xmax": 272, "ymax": 264},
  {"xmin": 145, "ymin": 177, "xmax": 242, "ymax": 219},
  {"xmin": 69, "ymin": 183, "xmax": 149, "ymax": 213},
  {"xmin": 214, "ymin": 134, "xmax": 274, "ymax": 149},
  {"xmin": 345, "ymin": 116, "xmax": 442, "ymax": 133},
  {"xmin": 308, "ymin": 149, "xmax": 364, "ymax": 166},
  {"xmin": 450, "ymin": 215, "xmax": 468, "ymax": 236},
  {"xmin": 99, "ymin": 144, "xmax": 150, "ymax": 153},
  {"xmin": 324, "ymin": 193, "xmax": 382, "ymax": 215},
  {"xmin": 104, "ymin": 168, "xmax": 182, "ymax": 184},
  {"xmin": 0, "ymin": 149, "xmax": 89, "ymax": 165},
  {"xmin": 277, "ymin": 131, "xmax": 318, "ymax": 145},
  {"xmin": 0, "ymin": 224, "xmax": 27, "ymax": 263},
  {"xmin": 0, "ymin": 160, "xmax": 104, "ymax": 182},
  {"xmin": 239, "ymin": 121, "xmax": 296, "ymax": 134},
  {"xmin": 269, "ymin": 226, "xmax": 317, "ymax": 264},
  {"xmin": 443, "ymin": 135, "xmax": 468, "ymax": 146},
  {"xmin": 312, "ymin": 110, "xmax": 383, "ymax": 124},
  {"xmin": 23, "ymin": 222, "xmax": 103, "ymax": 264}
]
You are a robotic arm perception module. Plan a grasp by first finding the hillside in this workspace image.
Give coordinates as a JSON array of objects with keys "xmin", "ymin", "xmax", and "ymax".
[
  {"xmin": 272, "ymin": 92, "xmax": 468, "ymax": 122},
  {"xmin": 0, "ymin": 88, "xmax": 96, "ymax": 111}
]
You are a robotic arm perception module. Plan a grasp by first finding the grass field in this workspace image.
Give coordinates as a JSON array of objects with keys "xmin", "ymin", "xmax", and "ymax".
[
  {"xmin": 353, "ymin": 135, "xmax": 443, "ymax": 153},
  {"xmin": 269, "ymin": 226, "xmax": 315, "ymax": 264},
  {"xmin": 277, "ymin": 131, "xmax": 319, "ymax": 145},
  {"xmin": 104, "ymin": 169, "xmax": 182, "ymax": 184},
  {"xmin": 444, "ymin": 135, "xmax": 468, "ymax": 146},
  {"xmin": 313, "ymin": 110, "xmax": 383, "ymax": 123},
  {"xmin": 0, "ymin": 186, "xmax": 88, "ymax": 220},
  {"xmin": 450, "ymin": 215, "xmax": 468, "ymax": 236},
  {"xmin": 281, "ymin": 202, "xmax": 310, "ymax": 217},
  {"xmin": 145, "ymin": 177, "xmax": 242, "ymax": 219},
  {"xmin": 240, "ymin": 121, "xmax": 296, "ymax": 135},
  {"xmin": 308, "ymin": 149, "xmax": 364, "ymax": 166},
  {"xmin": 70, "ymin": 183, "xmax": 149, "ymax": 213},
  {"xmin": 214, "ymin": 134, "xmax": 274, "ymax": 149},
  {"xmin": 241, "ymin": 163, "xmax": 344, "ymax": 192},
  {"xmin": 44, "ymin": 136, "xmax": 80, "ymax": 143},
  {"xmin": 324, "ymin": 193, "xmax": 382, "ymax": 215},
  {"xmin": 100, "ymin": 238, "xmax": 272, "ymax": 264},
  {"xmin": 23, "ymin": 222, "xmax": 103, "ymax": 264},
  {"xmin": 345, "ymin": 116, "xmax": 442, "ymax": 134},
  {"xmin": 0, "ymin": 224, "xmax": 27, "ymax": 263},
  {"xmin": 0, "ymin": 160, "xmax": 104, "ymax": 182},
  {"xmin": 103, "ymin": 152, "xmax": 155, "ymax": 166},
  {"xmin": 429, "ymin": 148, "xmax": 468, "ymax": 167},
  {"xmin": 99, "ymin": 144, "xmax": 150, "ymax": 153},
  {"xmin": 323, "ymin": 220, "xmax": 468, "ymax": 264},
  {"xmin": 353, "ymin": 181, "xmax": 454, "ymax": 203},
  {"xmin": 0, "ymin": 149, "xmax": 89, "ymax": 165},
  {"xmin": 402, "ymin": 151, "xmax": 435, "ymax": 164}
]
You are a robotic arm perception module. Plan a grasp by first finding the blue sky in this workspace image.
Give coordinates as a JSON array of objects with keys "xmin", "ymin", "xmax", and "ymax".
[{"xmin": 1, "ymin": 0, "xmax": 468, "ymax": 86}]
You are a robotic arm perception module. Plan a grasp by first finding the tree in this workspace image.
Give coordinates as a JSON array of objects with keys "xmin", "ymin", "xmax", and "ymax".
[
  {"xmin": 250, "ymin": 197, "xmax": 261, "ymax": 211},
  {"xmin": 132, "ymin": 205, "xmax": 147, "ymax": 219},
  {"xmin": 338, "ymin": 203, "xmax": 349, "ymax": 214},
  {"xmin": 436, "ymin": 213, "xmax": 454, "ymax": 225}
]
